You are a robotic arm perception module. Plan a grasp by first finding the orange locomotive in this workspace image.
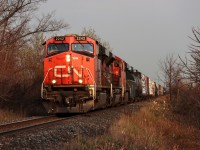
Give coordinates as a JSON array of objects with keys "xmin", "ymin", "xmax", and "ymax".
[{"xmin": 41, "ymin": 35, "xmax": 162, "ymax": 113}]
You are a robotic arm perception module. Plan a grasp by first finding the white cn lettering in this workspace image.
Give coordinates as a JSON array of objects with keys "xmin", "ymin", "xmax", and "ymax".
[
  {"xmin": 73, "ymin": 67, "xmax": 82, "ymax": 78},
  {"xmin": 54, "ymin": 65, "xmax": 82, "ymax": 78},
  {"xmin": 54, "ymin": 65, "xmax": 70, "ymax": 77}
]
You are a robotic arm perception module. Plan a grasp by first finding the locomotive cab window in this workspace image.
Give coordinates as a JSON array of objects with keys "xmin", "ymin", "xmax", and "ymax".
[
  {"xmin": 114, "ymin": 61, "xmax": 119, "ymax": 67},
  {"xmin": 47, "ymin": 43, "xmax": 69, "ymax": 55},
  {"xmin": 72, "ymin": 43, "xmax": 94, "ymax": 56}
]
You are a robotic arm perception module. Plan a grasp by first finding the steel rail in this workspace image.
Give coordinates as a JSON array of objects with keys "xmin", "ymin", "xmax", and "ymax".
[{"xmin": 0, "ymin": 116, "xmax": 68, "ymax": 137}]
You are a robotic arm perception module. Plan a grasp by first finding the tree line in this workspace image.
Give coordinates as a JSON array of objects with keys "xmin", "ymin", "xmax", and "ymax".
[
  {"xmin": 160, "ymin": 27, "xmax": 200, "ymax": 118},
  {"xmin": 0, "ymin": 0, "xmax": 68, "ymax": 113}
]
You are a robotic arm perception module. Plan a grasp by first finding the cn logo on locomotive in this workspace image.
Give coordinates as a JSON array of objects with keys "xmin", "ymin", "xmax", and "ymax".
[{"xmin": 54, "ymin": 65, "xmax": 82, "ymax": 78}]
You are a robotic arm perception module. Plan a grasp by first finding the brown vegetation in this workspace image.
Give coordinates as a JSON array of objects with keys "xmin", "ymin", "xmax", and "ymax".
[
  {"xmin": 158, "ymin": 27, "xmax": 200, "ymax": 128},
  {"xmin": 0, "ymin": 0, "xmax": 69, "ymax": 117},
  {"xmin": 62, "ymin": 96, "xmax": 200, "ymax": 150},
  {"xmin": 0, "ymin": 109, "xmax": 25, "ymax": 122}
]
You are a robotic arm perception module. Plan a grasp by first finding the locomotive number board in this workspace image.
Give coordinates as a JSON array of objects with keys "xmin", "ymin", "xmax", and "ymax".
[
  {"xmin": 76, "ymin": 36, "xmax": 86, "ymax": 41},
  {"xmin": 55, "ymin": 36, "xmax": 65, "ymax": 41}
]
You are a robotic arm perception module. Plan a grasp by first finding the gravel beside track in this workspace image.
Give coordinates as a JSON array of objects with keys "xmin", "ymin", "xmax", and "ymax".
[{"xmin": 0, "ymin": 101, "xmax": 148, "ymax": 150}]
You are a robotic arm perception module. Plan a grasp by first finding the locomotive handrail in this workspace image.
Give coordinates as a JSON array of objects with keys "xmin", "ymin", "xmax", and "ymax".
[
  {"xmin": 126, "ymin": 80, "xmax": 135, "ymax": 98},
  {"xmin": 41, "ymin": 68, "xmax": 53, "ymax": 99},
  {"xmin": 110, "ymin": 83, "xmax": 113, "ymax": 99},
  {"xmin": 84, "ymin": 67, "xmax": 96, "ymax": 100},
  {"xmin": 103, "ymin": 73, "xmax": 111, "ymax": 83},
  {"xmin": 102, "ymin": 73, "xmax": 113, "ymax": 98}
]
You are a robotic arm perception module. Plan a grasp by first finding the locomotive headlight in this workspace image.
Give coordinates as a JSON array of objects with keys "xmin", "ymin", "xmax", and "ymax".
[
  {"xmin": 52, "ymin": 79, "xmax": 56, "ymax": 84},
  {"xmin": 78, "ymin": 79, "xmax": 83, "ymax": 84},
  {"xmin": 66, "ymin": 54, "xmax": 71, "ymax": 62}
]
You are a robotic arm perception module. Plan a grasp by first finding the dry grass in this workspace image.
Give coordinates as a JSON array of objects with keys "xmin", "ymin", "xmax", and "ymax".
[
  {"xmin": 110, "ymin": 98, "xmax": 200, "ymax": 149},
  {"xmin": 0, "ymin": 109, "xmax": 25, "ymax": 122},
  {"xmin": 62, "ymin": 96, "xmax": 200, "ymax": 150},
  {"xmin": 173, "ymin": 87, "xmax": 200, "ymax": 129}
]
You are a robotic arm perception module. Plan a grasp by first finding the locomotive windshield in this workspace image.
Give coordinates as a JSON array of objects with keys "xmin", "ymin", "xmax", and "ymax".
[
  {"xmin": 47, "ymin": 43, "xmax": 69, "ymax": 55},
  {"xmin": 72, "ymin": 43, "xmax": 94, "ymax": 55}
]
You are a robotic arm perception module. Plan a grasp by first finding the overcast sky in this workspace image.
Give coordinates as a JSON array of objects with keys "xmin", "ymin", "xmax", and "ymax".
[{"xmin": 39, "ymin": 0, "xmax": 200, "ymax": 82}]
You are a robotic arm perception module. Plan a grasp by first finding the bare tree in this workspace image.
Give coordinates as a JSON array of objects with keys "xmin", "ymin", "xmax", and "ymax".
[
  {"xmin": 0, "ymin": 0, "xmax": 69, "ymax": 48},
  {"xmin": 179, "ymin": 27, "xmax": 200, "ymax": 84},
  {"xmin": 159, "ymin": 54, "xmax": 182, "ymax": 101},
  {"xmin": 81, "ymin": 26, "xmax": 113, "ymax": 51},
  {"xmin": 177, "ymin": 27, "xmax": 200, "ymax": 111},
  {"xmin": 0, "ymin": 0, "xmax": 69, "ymax": 102}
]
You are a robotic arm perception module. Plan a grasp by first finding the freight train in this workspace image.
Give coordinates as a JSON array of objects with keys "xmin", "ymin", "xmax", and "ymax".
[{"xmin": 41, "ymin": 35, "xmax": 164, "ymax": 113}]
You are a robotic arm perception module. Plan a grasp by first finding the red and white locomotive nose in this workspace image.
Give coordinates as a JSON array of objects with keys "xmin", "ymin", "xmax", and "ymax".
[{"xmin": 41, "ymin": 35, "xmax": 96, "ymax": 113}]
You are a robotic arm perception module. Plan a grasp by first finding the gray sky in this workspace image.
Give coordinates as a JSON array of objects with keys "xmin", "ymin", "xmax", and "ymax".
[{"xmin": 39, "ymin": 0, "xmax": 200, "ymax": 82}]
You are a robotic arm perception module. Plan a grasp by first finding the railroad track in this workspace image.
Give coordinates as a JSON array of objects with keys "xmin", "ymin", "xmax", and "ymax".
[
  {"xmin": 0, "ymin": 102, "xmax": 139, "ymax": 137},
  {"xmin": 0, "ymin": 115, "xmax": 69, "ymax": 137}
]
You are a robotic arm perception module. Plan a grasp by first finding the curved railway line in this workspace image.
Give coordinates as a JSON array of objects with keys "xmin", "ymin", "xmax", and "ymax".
[{"xmin": 0, "ymin": 115, "xmax": 71, "ymax": 137}]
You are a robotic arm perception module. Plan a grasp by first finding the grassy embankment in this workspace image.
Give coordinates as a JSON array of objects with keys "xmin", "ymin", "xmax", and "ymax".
[
  {"xmin": 63, "ymin": 96, "xmax": 200, "ymax": 150},
  {"xmin": 0, "ymin": 100, "xmax": 46, "ymax": 121},
  {"xmin": 0, "ymin": 109, "xmax": 25, "ymax": 122}
]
